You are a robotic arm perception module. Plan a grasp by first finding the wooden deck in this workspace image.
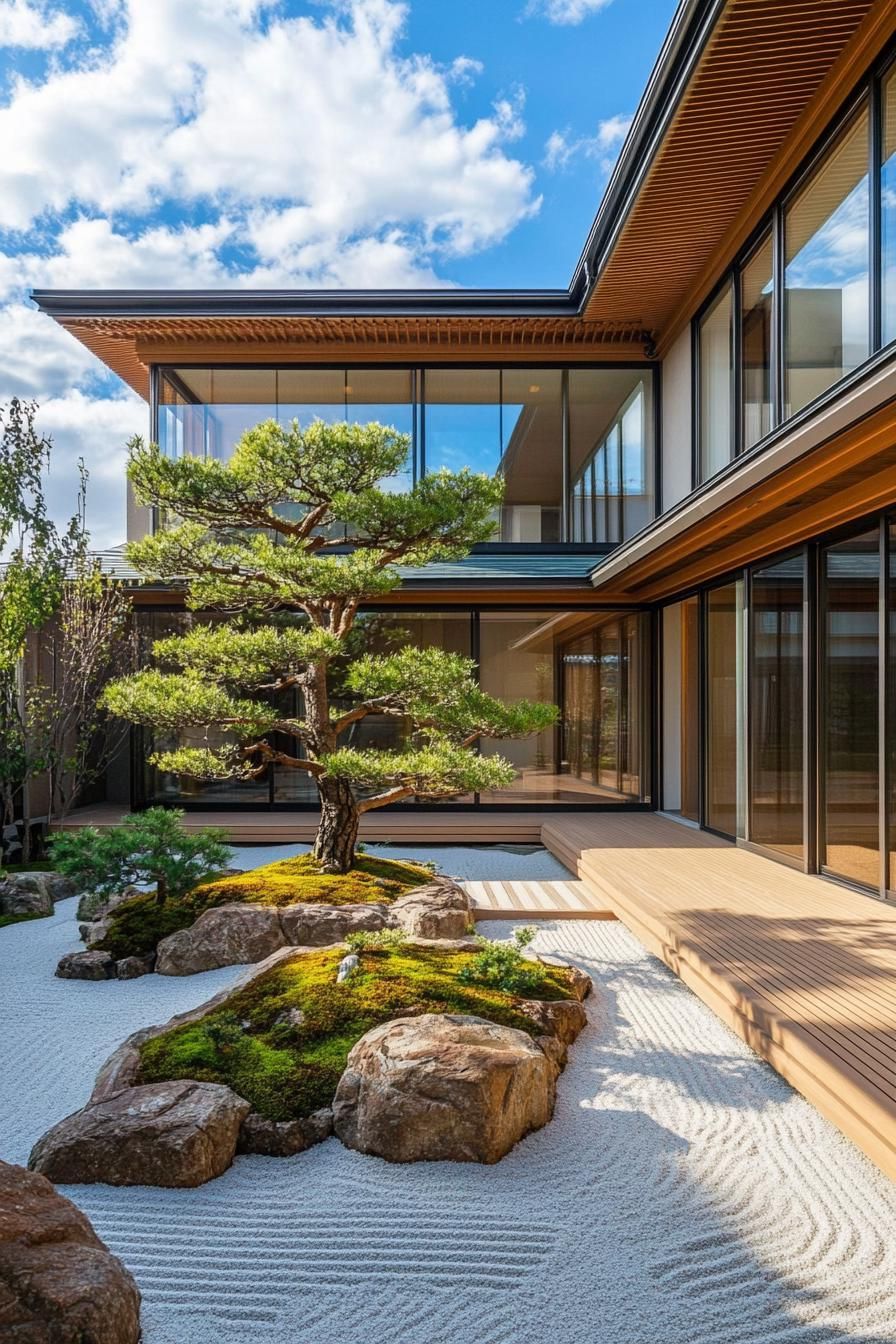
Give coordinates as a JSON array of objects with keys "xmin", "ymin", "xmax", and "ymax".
[
  {"xmin": 541, "ymin": 812, "xmax": 896, "ymax": 1184},
  {"xmin": 464, "ymin": 878, "xmax": 614, "ymax": 919}
]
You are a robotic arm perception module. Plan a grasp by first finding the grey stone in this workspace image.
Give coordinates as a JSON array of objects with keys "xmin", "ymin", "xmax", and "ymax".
[
  {"xmin": 155, "ymin": 902, "xmax": 287, "ymax": 975},
  {"xmin": 0, "ymin": 878, "xmax": 53, "ymax": 918},
  {"xmin": 76, "ymin": 884, "xmax": 142, "ymax": 924},
  {"xmin": 0, "ymin": 1159, "xmax": 141, "ymax": 1343},
  {"xmin": 28, "ymin": 1081, "xmax": 251, "ymax": 1188},
  {"xmin": 55, "ymin": 950, "xmax": 117, "ymax": 981},
  {"xmin": 238, "ymin": 1108, "xmax": 333, "ymax": 1157},
  {"xmin": 333, "ymin": 1013, "xmax": 556, "ymax": 1164}
]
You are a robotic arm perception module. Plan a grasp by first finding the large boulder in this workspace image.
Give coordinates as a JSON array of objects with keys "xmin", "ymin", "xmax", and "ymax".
[
  {"xmin": 0, "ymin": 876, "xmax": 52, "ymax": 919},
  {"xmin": 0, "ymin": 1159, "xmax": 140, "ymax": 1342},
  {"xmin": 55, "ymin": 950, "xmax": 117, "ymax": 981},
  {"xmin": 29, "ymin": 1081, "xmax": 251, "ymax": 1188},
  {"xmin": 333, "ymin": 1013, "xmax": 556, "ymax": 1164},
  {"xmin": 390, "ymin": 881, "xmax": 472, "ymax": 940},
  {"xmin": 278, "ymin": 901, "xmax": 390, "ymax": 947},
  {"xmin": 155, "ymin": 902, "xmax": 286, "ymax": 975}
]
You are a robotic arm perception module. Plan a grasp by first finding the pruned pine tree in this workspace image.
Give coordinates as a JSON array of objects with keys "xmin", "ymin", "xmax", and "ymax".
[{"xmin": 103, "ymin": 420, "xmax": 558, "ymax": 873}]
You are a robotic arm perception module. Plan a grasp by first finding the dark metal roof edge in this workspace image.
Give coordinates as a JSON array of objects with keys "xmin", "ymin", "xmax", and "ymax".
[{"xmin": 30, "ymin": 287, "xmax": 580, "ymax": 320}]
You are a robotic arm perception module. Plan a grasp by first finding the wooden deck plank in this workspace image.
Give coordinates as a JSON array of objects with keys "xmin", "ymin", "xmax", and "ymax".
[{"xmin": 540, "ymin": 812, "xmax": 896, "ymax": 1183}]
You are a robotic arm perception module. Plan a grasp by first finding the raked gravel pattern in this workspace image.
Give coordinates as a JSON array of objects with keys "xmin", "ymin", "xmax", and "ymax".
[{"xmin": 3, "ymin": 844, "xmax": 896, "ymax": 1343}]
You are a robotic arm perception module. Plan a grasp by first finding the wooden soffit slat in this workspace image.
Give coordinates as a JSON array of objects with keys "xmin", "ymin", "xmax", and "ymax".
[
  {"xmin": 60, "ymin": 316, "xmax": 654, "ymax": 401},
  {"xmin": 584, "ymin": 0, "xmax": 886, "ymax": 344}
]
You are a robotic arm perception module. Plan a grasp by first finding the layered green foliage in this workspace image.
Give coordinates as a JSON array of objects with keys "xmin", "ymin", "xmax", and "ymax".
[
  {"xmin": 92, "ymin": 853, "xmax": 433, "ymax": 960},
  {"xmin": 139, "ymin": 942, "xmax": 575, "ymax": 1120},
  {"xmin": 99, "ymin": 420, "xmax": 558, "ymax": 867},
  {"xmin": 458, "ymin": 925, "xmax": 542, "ymax": 994},
  {"xmin": 50, "ymin": 808, "xmax": 231, "ymax": 911}
]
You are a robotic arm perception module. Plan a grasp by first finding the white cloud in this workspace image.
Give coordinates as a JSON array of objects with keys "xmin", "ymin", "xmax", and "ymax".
[
  {"xmin": 543, "ymin": 112, "xmax": 632, "ymax": 176},
  {"xmin": 0, "ymin": 0, "xmax": 80, "ymax": 49},
  {"xmin": 526, "ymin": 0, "xmax": 612, "ymax": 24},
  {"xmin": 0, "ymin": 0, "xmax": 544, "ymax": 543},
  {"xmin": 0, "ymin": 0, "xmax": 538, "ymax": 262}
]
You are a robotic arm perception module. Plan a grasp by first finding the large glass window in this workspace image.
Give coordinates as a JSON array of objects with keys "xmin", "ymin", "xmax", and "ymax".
[
  {"xmin": 821, "ymin": 527, "xmax": 879, "ymax": 888},
  {"xmin": 741, "ymin": 230, "xmax": 775, "ymax": 450},
  {"xmin": 568, "ymin": 370, "xmax": 653, "ymax": 542},
  {"xmin": 749, "ymin": 554, "xmax": 805, "ymax": 861},
  {"xmin": 882, "ymin": 67, "xmax": 896, "ymax": 345},
  {"xmin": 500, "ymin": 370, "xmax": 563, "ymax": 542},
  {"xmin": 705, "ymin": 581, "xmax": 743, "ymax": 838},
  {"xmin": 423, "ymin": 369, "xmax": 500, "ymax": 477},
  {"xmin": 785, "ymin": 106, "xmax": 870, "ymax": 417},
  {"xmin": 698, "ymin": 282, "xmax": 734, "ymax": 481}
]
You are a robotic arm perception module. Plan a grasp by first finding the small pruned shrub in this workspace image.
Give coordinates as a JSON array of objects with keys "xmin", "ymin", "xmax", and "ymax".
[
  {"xmin": 344, "ymin": 928, "xmax": 408, "ymax": 955},
  {"xmin": 50, "ymin": 808, "xmax": 231, "ymax": 908},
  {"xmin": 457, "ymin": 925, "xmax": 542, "ymax": 995}
]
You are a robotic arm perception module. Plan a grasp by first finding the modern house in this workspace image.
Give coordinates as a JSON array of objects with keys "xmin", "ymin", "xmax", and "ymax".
[{"xmin": 29, "ymin": 0, "xmax": 896, "ymax": 1181}]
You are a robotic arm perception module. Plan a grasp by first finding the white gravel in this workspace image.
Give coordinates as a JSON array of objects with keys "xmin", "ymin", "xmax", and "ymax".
[{"xmin": 4, "ymin": 844, "xmax": 896, "ymax": 1343}]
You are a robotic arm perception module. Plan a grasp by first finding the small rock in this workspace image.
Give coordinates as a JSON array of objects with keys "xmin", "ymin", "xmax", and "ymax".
[
  {"xmin": 28, "ymin": 1081, "xmax": 251, "ymax": 1188},
  {"xmin": 523, "ymin": 950, "xmax": 592, "ymax": 1001},
  {"xmin": 337, "ymin": 952, "xmax": 359, "ymax": 982},
  {"xmin": 80, "ymin": 916, "xmax": 112, "ymax": 947},
  {"xmin": 115, "ymin": 954, "xmax": 155, "ymax": 980},
  {"xmin": 0, "ymin": 1159, "xmax": 141, "ymax": 1343},
  {"xmin": 76, "ymin": 884, "xmax": 142, "ymax": 924},
  {"xmin": 238, "ymin": 1108, "xmax": 333, "ymax": 1157},
  {"xmin": 56, "ymin": 950, "xmax": 117, "ymax": 981},
  {"xmin": 333, "ymin": 1012, "xmax": 556, "ymax": 1164},
  {"xmin": 516, "ymin": 998, "xmax": 587, "ymax": 1071}
]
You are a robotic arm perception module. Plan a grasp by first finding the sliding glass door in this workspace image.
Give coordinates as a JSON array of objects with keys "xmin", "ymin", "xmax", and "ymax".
[
  {"xmin": 748, "ymin": 555, "xmax": 805, "ymax": 862},
  {"xmin": 705, "ymin": 581, "xmax": 743, "ymax": 837},
  {"xmin": 820, "ymin": 528, "xmax": 880, "ymax": 888}
]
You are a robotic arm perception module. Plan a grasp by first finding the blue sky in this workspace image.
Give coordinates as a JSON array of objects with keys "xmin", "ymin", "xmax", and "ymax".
[{"xmin": 0, "ymin": 0, "xmax": 677, "ymax": 541}]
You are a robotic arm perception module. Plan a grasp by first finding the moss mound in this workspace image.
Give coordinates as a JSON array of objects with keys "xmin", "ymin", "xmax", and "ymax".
[
  {"xmin": 139, "ymin": 943, "xmax": 574, "ymax": 1121},
  {"xmin": 0, "ymin": 910, "xmax": 48, "ymax": 930},
  {"xmin": 96, "ymin": 854, "xmax": 433, "ymax": 961}
]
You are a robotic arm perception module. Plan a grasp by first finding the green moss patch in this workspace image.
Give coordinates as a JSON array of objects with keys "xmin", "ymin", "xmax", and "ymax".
[
  {"xmin": 96, "ymin": 854, "xmax": 433, "ymax": 961},
  {"xmin": 0, "ymin": 910, "xmax": 49, "ymax": 930},
  {"xmin": 138, "ymin": 944, "xmax": 574, "ymax": 1121}
]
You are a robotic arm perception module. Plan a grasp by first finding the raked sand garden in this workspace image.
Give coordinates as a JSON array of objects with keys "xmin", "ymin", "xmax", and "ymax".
[{"xmin": 5, "ymin": 843, "xmax": 896, "ymax": 1344}]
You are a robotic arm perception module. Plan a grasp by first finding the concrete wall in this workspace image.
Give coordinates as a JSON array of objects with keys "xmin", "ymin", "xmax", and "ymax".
[{"xmin": 660, "ymin": 326, "xmax": 692, "ymax": 513}]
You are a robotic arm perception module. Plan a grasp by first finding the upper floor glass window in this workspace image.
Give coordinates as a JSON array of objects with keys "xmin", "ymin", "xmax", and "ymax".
[
  {"xmin": 569, "ymin": 369, "xmax": 653, "ymax": 542},
  {"xmin": 156, "ymin": 363, "xmax": 655, "ymax": 546},
  {"xmin": 741, "ymin": 229, "xmax": 774, "ymax": 450},
  {"xmin": 784, "ymin": 104, "xmax": 870, "ymax": 417},
  {"xmin": 882, "ymin": 68, "xmax": 896, "ymax": 345},
  {"xmin": 697, "ymin": 282, "xmax": 734, "ymax": 481}
]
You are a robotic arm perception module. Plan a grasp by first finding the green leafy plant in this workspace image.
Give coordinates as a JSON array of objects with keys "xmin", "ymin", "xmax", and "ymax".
[
  {"xmin": 50, "ymin": 807, "xmax": 231, "ymax": 909},
  {"xmin": 458, "ymin": 926, "xmax": 542, "ymax": 995},
  {"xmin": 344, "ymin": 927, "xmax": 408, "ymax": 954},
  {"xmin": 101, "ymin": 419, "xmax": 558, "ymax": 874}
]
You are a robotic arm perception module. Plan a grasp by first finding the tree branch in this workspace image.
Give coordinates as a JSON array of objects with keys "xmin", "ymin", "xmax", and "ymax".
[{"xmin": 357, "ymin": 785, "xmax": 417, "ymax": 813}]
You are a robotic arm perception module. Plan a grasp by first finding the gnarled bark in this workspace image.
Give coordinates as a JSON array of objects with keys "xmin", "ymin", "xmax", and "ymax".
[{"xmin": 312, "ymin": 777, "xmax": 360, "ymax": 874}]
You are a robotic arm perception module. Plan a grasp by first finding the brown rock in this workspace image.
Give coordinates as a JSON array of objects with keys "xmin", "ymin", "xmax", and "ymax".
[
  {"xmin": 55, "ymin": 950, "xmax": 117, "ymax": 980},
  {"xmin": 278, "ymin": 901, "xmax": 390, "ymax": 947},
  {"xmin": 390, "ymin": 881, "xmax": 472, "ymax": 940},
  {"xmin": 155, "ymin": 902, "xmax": 286, "ymax": 975},
  {"xmin": 238, "ymin": 1108, "xmax": 333, "ymax": 1156},
  {"xmin": 115, "ymin": 954, "xmax": 155, "ymax": 980},
  {"xmin": 524, "ymin": 951, "xmax": 593, "ymax": 1001},
  {"xmin": 28, "ymin": 1081, "xmax": 251, "ymax": 1188},
  {"xmin": 0, "ymin": 1159, "xmax": 140, "ymax": 1343},
  {"xmin": 333, "ymin": 1012, "xmax": 556, "ymax": 1164},
  {"xmin": 516, "ymin": 998, "xmax": 588, "ymax": 1071}
]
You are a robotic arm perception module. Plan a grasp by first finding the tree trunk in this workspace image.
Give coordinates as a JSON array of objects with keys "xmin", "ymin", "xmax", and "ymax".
[{"xmin": 312, "ymin": 777, "xmax": 360, "ymax": 874}]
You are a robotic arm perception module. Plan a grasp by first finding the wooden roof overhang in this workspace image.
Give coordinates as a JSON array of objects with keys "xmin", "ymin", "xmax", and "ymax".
[
  {"xmin": 579, "ymin": 0, "xmax": 890, "ymax": 351},
  {"xmin": 38, "ymin": 312, "xmax": 654, "ymax": 402},
  {"xmin": 589, "ymin": 352, "xmax": 896, "ymax": 604}
]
